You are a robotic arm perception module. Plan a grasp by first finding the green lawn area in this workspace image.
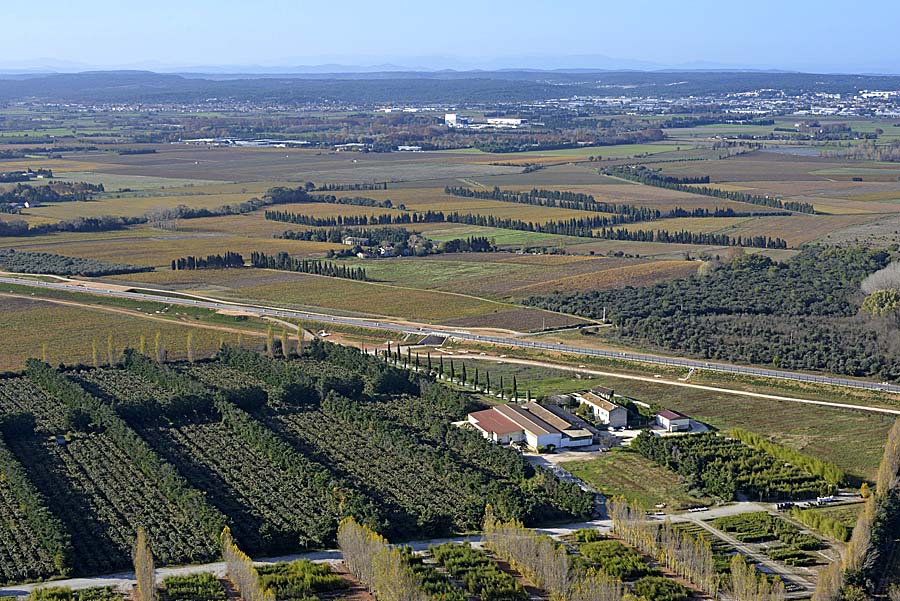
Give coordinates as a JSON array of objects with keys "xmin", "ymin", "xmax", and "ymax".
[{"xmin": 562, "ymin": 449, "xmax": 712, "ymax": 510}]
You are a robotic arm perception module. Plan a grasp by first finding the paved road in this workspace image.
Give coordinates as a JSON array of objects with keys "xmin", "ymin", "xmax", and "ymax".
[{"xmin": 3, "ymin": 275, "xmax": 899, "ymax": 395}]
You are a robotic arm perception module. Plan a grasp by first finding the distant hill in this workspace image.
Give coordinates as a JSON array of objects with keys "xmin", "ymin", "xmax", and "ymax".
[{"xmin": 0, "ymin": 70, "xmax": 899, "ymax": 104}]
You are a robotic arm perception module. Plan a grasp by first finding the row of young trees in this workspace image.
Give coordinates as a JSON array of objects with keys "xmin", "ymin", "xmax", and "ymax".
[
  {"xmin": 222, "ymin": 527, "xmax": 275, "ymax": 601},
  {"xmin": 603, "ymin": 165, "xmax": 815, "ymax": 214},
  {"xmin": 608, "ymin": 497, "xmax": 719, "ymax": 597},
  {"xmin": 378, "ymin": 345, "xmax": 528, "ymax": 402},
  {"xmin": 170, "ymin": 251, "xmax": 245, "ymax": 270},
  {"xmin": 483, "ymin": 512, "xmax": 578, "ymax": 599},
  {"xmin": 337, "ymin": 518, "xmax": 427, "ymax": 601},
  {"xmin": 609, "ymin": 499, "xmax": 785, "ymax": 601},
  {"xmin": 0, "ymin": 431, "xmax": 72, "ymax": 576},
  {"xmin": 729, "ymin": 428, "xmax": 846, "ymax": 486},
  {"xmin": 249, "ymin": 251, "xmax": 368, "ymax": 281}
]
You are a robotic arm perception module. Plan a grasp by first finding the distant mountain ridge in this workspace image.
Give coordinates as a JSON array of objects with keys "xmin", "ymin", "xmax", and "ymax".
[{"xmin": 0, "ymin": 69, "xmax": 898, "ymax": 104}]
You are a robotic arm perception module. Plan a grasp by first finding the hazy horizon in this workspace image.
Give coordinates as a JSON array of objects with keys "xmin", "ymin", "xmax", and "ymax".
[{"xmin": 3, "ymin": 0, "xmax": 899, "ymax": 75}]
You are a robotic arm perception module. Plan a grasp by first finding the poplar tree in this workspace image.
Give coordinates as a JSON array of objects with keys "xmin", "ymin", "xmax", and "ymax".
[
  {"xmin": 154, "ymin": 331, "xmax": 163, "ymax": 363},
  {"xmin": 281, "ymin": 328, "xmax": 290, "ymax": 357},
  {"xmin": 266, "ymin": 325, "xmax": 274, "ymax": 357},
  {"xmin": 186, "ymin": 331, "xmax": 195, "ymax": 363},
  {"xmin": 107, "ymin": 333, "xmax": 117, "ymax": 366},
  {"xmin": 133, "ymin": 526, "xmax": 155, "ymax": 601}
]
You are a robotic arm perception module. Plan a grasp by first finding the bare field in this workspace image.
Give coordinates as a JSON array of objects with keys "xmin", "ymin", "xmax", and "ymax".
[
  {"xmin": 618, "ymin": 216, "xmax": 753, "ymax": 234},
  {"xmin": 22, "ymin": 191, "xmax": 264, "ymax": 220},
  {"xmin": 702, "ymin": 214, "xmax": 881, "ymax": 246},
  {"xmin": 503, "ymin": 260, "xmax": 700, "ymax": 297}
]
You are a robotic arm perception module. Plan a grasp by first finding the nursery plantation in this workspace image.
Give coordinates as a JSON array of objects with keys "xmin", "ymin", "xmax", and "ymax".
[{"xmin": 0, "ymin": 342, "xmax": 592, "ymax": 583}]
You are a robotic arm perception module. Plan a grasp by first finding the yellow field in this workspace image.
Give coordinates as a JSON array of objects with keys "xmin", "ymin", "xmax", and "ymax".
[
  {"xmin": 0, "ymin": 295, "xmax": 253, "ymax": 372},
  {"xmin": 105, "ymin": 267, "xmax": 561, "ymax": 327},
  {"xmin": 711, "ymin": 214, "xmax": 881, "ymax": 246},
  {"xmin": 10, "ymin": 234, "xmax": 340, "ymax": 267},
  {"xmin": 22, "ymin": 191, "xmax": 263, "ymax": 220}
]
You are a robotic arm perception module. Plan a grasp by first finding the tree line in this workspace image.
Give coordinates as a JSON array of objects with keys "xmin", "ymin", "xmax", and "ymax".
[
  {"xmin": 604, "ymin": 165, "xmax": 816, "ymax": 214},
  {"xmin": 171, "ymin": 251, "xmax": 245, "ymax": 271},
  {"xmin": 266, "ymin": 207, "xmax": 784, "ymax": 249},
  {"xmin": 264, "ymin": 209, "xmax": 444, "ymax": 227},
  {"xmin": 249, "ymin": 251, "xmax": 368, "ymax": 281},
  {"xmin": 0, "ymin": 215, "xmax": 144, "ymax": 237},
  {"xmin": 443, "ymin": 185, "xmax": 783, "ymax": 223},
  {"xmin": 0, "ymin": 181, "xmax": 103, "ymax": 209},
  {"xmin": 595, "ymin": 227, "xmax": 787, "ymax": 249}
]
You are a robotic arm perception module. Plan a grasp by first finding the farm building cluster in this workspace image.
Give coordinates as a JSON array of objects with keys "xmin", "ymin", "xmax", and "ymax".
[{"xmin": 465, "ymin": 386, "xmax": 696, "ymax": 452}]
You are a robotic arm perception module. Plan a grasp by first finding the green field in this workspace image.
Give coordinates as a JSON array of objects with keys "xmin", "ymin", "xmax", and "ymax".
[{"xmin": 562, "ymin": 449, "xmax": 713, "ymax": 510}]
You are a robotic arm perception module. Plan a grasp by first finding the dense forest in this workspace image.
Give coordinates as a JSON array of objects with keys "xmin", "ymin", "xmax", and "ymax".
[
  {"xmin": 0, "ymin": 248, "xmax": 153, "ymax": 277},
  {"xmin": 526, "ymin": 247, "xmax": 900, "ymax": 381}
]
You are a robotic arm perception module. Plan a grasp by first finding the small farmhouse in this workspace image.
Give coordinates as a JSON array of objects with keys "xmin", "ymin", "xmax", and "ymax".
[
  {"xmin": 466, "ymin": 402, "xmax": 595, "ymax": 451},
  {"xmin": 571, "ymin": 389, "xmax": 627, "ymax": 428},
  {"xmin": 656, "ymin": 409, "xmax": 691, "ymax": 432}
]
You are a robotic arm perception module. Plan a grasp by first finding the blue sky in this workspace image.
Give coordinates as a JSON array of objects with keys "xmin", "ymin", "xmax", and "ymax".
[{"xmin": 3, "ymin": 0, "xmax": 899, "ymax": 72}]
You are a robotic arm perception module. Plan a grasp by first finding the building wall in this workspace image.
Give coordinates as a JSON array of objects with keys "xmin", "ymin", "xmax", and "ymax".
[
  {"xmin": 606, "ymin": 407, "xmax": 627, "ymax": 428},
  {"xmin": 527, "ymin": 431, "xmax": 563, "ymax": 451},
  {"xmin": 559, "ymin": 436, "xmax": 593, "ymax": 449},
  {"xmin": 657, "ymin": 415, "xmax": 691, "ymax": 432}
]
